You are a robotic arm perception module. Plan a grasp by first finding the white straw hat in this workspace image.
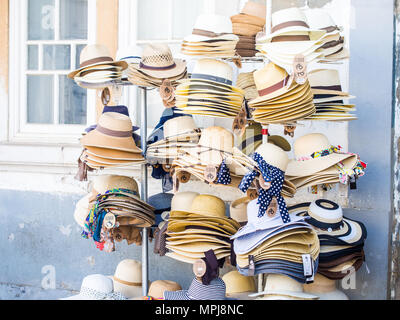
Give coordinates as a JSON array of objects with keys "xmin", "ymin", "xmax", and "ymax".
[{"xmin": 110, "ymin": 259, "xmax": 142, "ymax": 299}]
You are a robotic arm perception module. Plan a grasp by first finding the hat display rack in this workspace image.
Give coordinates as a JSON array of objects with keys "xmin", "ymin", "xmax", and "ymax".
[{"xmin": 65, "ymin": 0, "xmax": 368, "ymax": 300}]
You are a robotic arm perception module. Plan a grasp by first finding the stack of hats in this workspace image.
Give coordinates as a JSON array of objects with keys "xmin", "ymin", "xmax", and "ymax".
[
  {"xmin": 79, "ymin": 112, "xmax": 145, "ymax": 170},
  {"xmin": 181, "ymin": 14, "xmax": 239, "ymax": 58},
  {"xmin": 232, "ymin": 143, "xmax": 320, "ymax": 282},
  {"xmin": 289, "ymin": 200, "xmax": 367, "ymax": 281},
  {"xmin": 164, "ymin": 192, "xmax": 241, "ymax": 264},
  {"xmin": 222, "ymin": 270, "xmax": 257, "ymax": 300},
  {"xmin": 175, "ymin": 59, "xmax": 245, "ymax": 119},
  {"xmin": 249, "ymin": 274, "xmax": 319, "ymax": 300},
  {"xmin": 256, "ymin": 7, "xmax": 326, "ymax": 72},
  {"xmin": 305, "ymin": 69, "xmax": 356, "ymax": 121},
  {"xmin": 75, "ymin": 175, "xmax": 155, "ymax": 252},
  {"xmin": 127, "ymin": 43, "xmax": 187, "ymax": 88},
  {"xmin": 68, "ymin": 44, "xmax": 128, "ymax": 89},
  {"xmin": 115, "ymin": 45, "xmax": 142, "ymax": 82},
  {"xmin": 303, "ymin": 273, "xmax": 349, "ymax": 300},
  {"xmin": 230, "ymin": 1, "xmax": 266, "ymax": 57},
  {"xmin": 304, "ymin": 8, "xmax": 349, "ymax": 63},
  {"xmin": 248, "ymin": 62, "xmax": 316, "ymax": 125},
  {"xmin": 236, "ymin": 71, "xmax": 258, "ymax": 100},
  {"xmin": 285, "ymin": 133, "xmax": 367, "ymax": 191},
  {"xmin": 146, "ymin": 116, "xmax": 201, "ymax": 163}
]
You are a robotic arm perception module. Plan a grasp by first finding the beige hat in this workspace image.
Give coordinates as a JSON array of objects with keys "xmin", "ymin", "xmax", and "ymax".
[
  {"xmin": 92, "ymin": 174, "xmax": 139, "ymax": 197},
  {"xmin": 250, "ymin": 274, "xmax": 319, "ymax": 300},
  {"xmin": 222, "ymin": 270, "xmax": 256, "ymax": 300},
  {"xmin": 189, "ymin": 194, "xmax": 226, "ymax": 218},
  {"xmin": 148, "ymin": 280, "xmax": 182, "ymax": 299},
  {"xmin": 255, "ymin": 142, "xmax": 289, "ymax": 172},
  {"xmin": 68, "ymin": 44, "xmax": 128, "ymax": 79},
  {"xmin": 240, "ymin": 1, "xmax": 267, "ymax": 22},
  {"xmin": 110, "ymin": 259, "xmax": 142, "ymax": 299},
  {"xmin": 230, "ymin": 197, "xmax": 250, "ymax": 223},
  {"xmin": 170, "ymin": 191, "xmax": 200, "ymax": 213},
  {"xmin": 73, "ymin": 194, "xmax": 91, "ymax": 228},
  {"xmin": 80, "ymin": 112, "xmax": 143, "ymax": 153},
  {"xmin": 303, "ymin": 274, "xmax": 349, "ymax": 300},
  {"xmin": 285, "ymin": 133, "xmax": 357, "ymax": 177}
]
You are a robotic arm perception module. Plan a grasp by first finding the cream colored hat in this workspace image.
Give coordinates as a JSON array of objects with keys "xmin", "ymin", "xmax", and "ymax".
[
  {"xmin": 250, "ymin": 274, "xmax": 319, "ymax": 300},
  {"xmin": 303, "ymin": 8, "xmax": 342, "ymax": 36},
  {"xmin": 148, "ymin": 280, "xmax": 182, "ymax": 299},
  {"xmin": 240, "ymin": 1, "xmax": 267, "ymax": 21},
  {"xmin": 110, "ymin": 259, "xmax": 142, "ymax": 299},
  {"xmin": 255, "ymin": 142, "xmax": 289, "ymax": 172},
  {"xmin": 285, "ymin": 133, "xmax": 357, "ymax": 177},
  {"xmin": 303, "ymin": 274, "xmax": 349, "ymax": 300},
  {"xmin": 74, "ymin": 194, "xmax": 91, "ymax": 228},
  {"xmin": 170, "ymin": 191, "xmax": 200, "ymax": 213},
  {"xmin": 190, "ymin": 58, "xmax": 234, "ymax": 87},
  {"xmin": 92, "ymin": 174, "xmax": 140, "ymax": 198},
  {"xmin": 68, "ymin": 44, "xmax": 128, "ymax": 79},
  {"xmin": 222, "ymin": 270, "xmax": 256, "ymax": 300},
  {"xmin": 230, "ymin": 197, "xmax": 250, "ymax": 223}
]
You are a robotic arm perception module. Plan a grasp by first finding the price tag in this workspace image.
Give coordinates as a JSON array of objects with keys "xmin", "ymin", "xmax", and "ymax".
[
  {"xmin": 284, "ymin": 125, "xmax": 296, "ymax": 137},
  {"xmin": 293, "ymin": 54, "xmax": 307, "ymax": 85},
  {"xmin": 193, "ymin": 259, "xmax": 207, "ymax": 279},
  {"xmin": 259, "ymin": 175, "xmax": 271, "ymax": 190},
  {"xmin": 173, "ymin": 173, "xmax": 179, "ymax": 193},
  {"xmin": 204, "ymin": 165, "xmax": 217, "ymax": 183},
  {"xmin": 177, "ymin": 171, "xmax": 190, "ymax": 184},
  {"xmin": 248, "ymin": 255, "xmax": 255, "ymax": 276},
  {"xmin": 103, "ymin": 213, "xmax": 116, "ymax": 229},
  {"xmin": 101, "ymin": 87, "xmax": 110, "ymax": 106},
  {"xmin": 247, "ymin": 188, "xmax": 259, "ymax": 200},
  {"xmin": 266, "ymin": 197, "xmax": 278, "ymax": 218},
  {"xmin": 162, "ymin": 164, "xmax": 171, "ymax": 172},
  {"xmin": 302, "ymin": 254, "xmax": 314, "ymax": 279},
  {"xmin": 232, "ymin": 105, "xmax": 247, "ymax": 136}
]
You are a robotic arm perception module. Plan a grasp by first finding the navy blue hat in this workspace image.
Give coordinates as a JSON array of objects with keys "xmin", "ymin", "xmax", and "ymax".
[{"xmin": 148, "ymin": 192, "xmax": 173, "ymax": 226}]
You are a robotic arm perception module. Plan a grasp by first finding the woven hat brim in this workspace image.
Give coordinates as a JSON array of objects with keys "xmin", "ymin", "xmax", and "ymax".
[
  {"xmin": 68, "ymin": 60, "xmax": 128, "ymax": 79},
  {"xmin": 131, "ymin": 58, "xmax": 187, "ymax": 79},
  {"xmin": 80, "ymin": 130, "xmax": 142, "ymax": 153},
  {"xmin": 184, "ymin": 34, "xmax": 239, "ymax": 43},
  {"xmin": 85, "ymin": 146, "xmax": 143, "ymax": 160}
]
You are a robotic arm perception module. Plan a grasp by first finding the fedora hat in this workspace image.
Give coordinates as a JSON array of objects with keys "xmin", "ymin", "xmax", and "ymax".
[
  {"xmin": 240, "ymin": 1, "xmax": 267, "ymax": 22},
  {"xmin": 189, "ymin": 58, "xmax": 235, "ymax": 88},
  {"xmin": 303, "ymin": 8, "xmax": 342, "ymax": 36},
  {"xmin": 132, "ymin": 43, "xmax": 186, "ymax": 79},
  {"xmin": 257, "ymin": 7, "xmax": 326, "ymax": 43},
  {"xmin": 110, "ymin": 259, "xmax": 142, "ymax": 299},
  {"xmin": 285, "ymin": 133, "xmax": 358, "ymax": 177},
  {"xmin": 188, "ymin": 194, "xmax": 226, "ymax": 218},
  {"xmin": 61, "ymin": 274, "xmax": 126, "ymax": 300},
  {"xmin": 230, "ymin": 197, "xmax": 250, "ymax": 223},
  {"xmin": 148, "ymin": 280, "xmax": 182, "ymax": 299},
  {"xmin": 80, "ymin": 112, "xmax": 143, "ymax": 154},
  {"xmin": 164, "ymin": 277, "xmax": 233, "ymax": 300},
  {"xmin": 92, "ymin": 175, "xmax": 139, "ymax": 197},
  {"xmin": 184, "ymin": 14, "xmax": 239, "ymax": 43},
  {"xmin": 170, "ymin": 191, "xmax": 200, "ymax": 213},
  {"xmin": 116, "ymin": 45, "xmax": 142, "ymax": 65},
  {"xmin": 303, "ymin": 273, "xmax": 349, "ymax": 300},
  {"xmin": 222, "ymin": 270, "xmax": 256, "ymax": 300},
  {"xmin": 68, "ymin": 44, "xmax": 128, "ymax": 79},
  {"xmin": 250, "ymin": 274, "xmax": 319, "ymax": 300}
]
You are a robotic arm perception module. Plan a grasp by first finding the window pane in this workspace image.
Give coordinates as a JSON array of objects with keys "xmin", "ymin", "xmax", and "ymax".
[
  {"xmin": 138, "ymin": 0, "xmax": 169, "ymax": 40},
  {"xmin": 28, "ymin": 0, "xmax": 55, "ymax": 40},
  {"xmin": 27, "ymin": 75, "xmax": 54, "ymax": 124},
  {"xmin": 59, "ymin": 76, "xmax": 87, "ymax": 124},
  {"xmin": 75, "ymin": 44, "xmax": 86, "ymax": 69},
  {"xmin": 43, "ymin": 45, "xmax": 71, "ymax": 70},
  {"xmin": 60, "ymin": 0, "xmax": 88, "ymax": 40},
  {"xmin": 27, "ymin": 45, "xmax": 39, "ymax": 70},
  {"xmin": 172, "ymin": 0, "xmax": 204, "ymax": 40}
]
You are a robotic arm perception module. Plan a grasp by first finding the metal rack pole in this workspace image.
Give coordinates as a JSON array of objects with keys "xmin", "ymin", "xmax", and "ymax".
[{"xmin": 140, "ymin": 86, "xmax": 149, "ymax": 296}]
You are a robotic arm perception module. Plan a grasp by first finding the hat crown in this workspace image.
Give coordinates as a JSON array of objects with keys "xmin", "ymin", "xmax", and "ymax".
[
  {"xmin": 189, "ymin": 194, "xmax": 226, "ymax": 218},
  {"xmin": 163, "ymin": 116, "xmax": 197, "ymax": 139},
  {"xmin": 74, "ymin": 194, "xmax": 91, "ymax": 228},
  {"xmin": 293, "ymin": 133, "xmax": 331, "ymax": 158},
  {"xmin": 114, "ymin": 259, "xmax": 142, "ymax": 283},
  {"xmin": 116, "ymin": 45, "xmax": 142, "ymax": 62},
  {"xmin": 272, "ymin": 7, "xmax": 308, "ymax": 28},
  {"xmin": 241, "ymin": 1, "xmax": 267, "ymax": 21},
  {"xmin": 141, "ymin": 43, "xmax": 175, "ymax": 68},
  {"xmin": 81, "ymin": 274, "xmax": 114, "ymax": 294},
  {"xmin": 308, "ymin": 199, "xmax": 343, "ymax": 225},
  {"xmin": 222, "ymin": 270, "xmax": 256, "ymax": 294},
  {"xmin": 188, "ymin": 278, "xmax": 227, "ymax": 300},
  {"xmin": 171, "ymin": 191, "xmax": 200, "ymax": 212},
  {"xmin": 97, "ymin": 112, "xmax": 133, "ymax": 132},
  {"xmin": 193, "ymin": 14, "xmax": 233, "ymax": 34},
  {"xmin": 264, "ymin": 274, "xmax": 304, "ymax": 294},
  {"xmin": 308, "ymin": 69, "xmax": 342, "ymax": 88},
  {"xmin": 192, "ymin": 58, "xmax": 234, "ymax": 83},
  {"xmin": 148, "ymin": 280, "xmax": 182, "ymax": 298},
  {"xmin": 80, "ymin": 44, "xmax": 113, "ymax": 65},
  {"xmin": 198, "ymin": 125, "xmax": 234, "ymax": 152},
  {"xmin": 303, "ymin": 8, "xmax": 337, "ymax": 30},
  {"xmin": 230, "ymin": 197, "xmax": 250, "ymax": 223},
  {"xmin": 255, "ymin": 143, "xmax": 289, "ymax": 172},
  {"xmin": 253, "ymin": 62, "xmax": 288, "ymax": 95},
  {"xmin": 92, "ymin": 174, "xmax": 140, "ymax": 196},
  {"xmin": 303, "ymin": 274, "xmax": 337, "ymax": 294}
]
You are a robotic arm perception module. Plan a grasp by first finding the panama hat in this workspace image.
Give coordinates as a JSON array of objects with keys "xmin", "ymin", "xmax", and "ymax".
[
  {"xmin": 250, "ymin": 274, "xmax": 319, "ymax": 300},
  {"xmin": 61, "ymin": 274, "xmax": 126, "ymax": 300},
  {"xmin": 257, "ymin": 7, "xmax": 326, "ymax": 43},
  {"xmin": 303, "ymin": 273, "xmax": 349, "ymax": 300},
  {"xmin": 80, "ymin": 112, "xmax": 142, "ymax": 154},
  {"xmin": 68, "ymin": 44, "xmax": 128, "ymax": 79},
  {"xmin": 148, "ymin": 280, "xmax": 182, "ymax": 299},
  {"xmin": 303, "ymin": 8, "xmax": 342, "ymax": 38},
  {"xmin": 109, "ymin": 259, "xmax": 142, "ymax": 299},
  {"xmin": 222, "ymin": 270, "xmax": 256, "ymax": 300},
  {"xmin": 285, "ymin": 133, "xmax": 358, "ymax": 177},
  {"xmin": 230, "ymin": 197, "xmax": 250, "ymax": 223},
  {"xmin": 116, "ymin": 45, "xmax": 142, "ymax": 65}
]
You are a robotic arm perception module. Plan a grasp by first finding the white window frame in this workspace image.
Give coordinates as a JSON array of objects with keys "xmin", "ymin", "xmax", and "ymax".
[{"xmin": 8, "ymin": 0, "xmax": 97, "ymax": 145}]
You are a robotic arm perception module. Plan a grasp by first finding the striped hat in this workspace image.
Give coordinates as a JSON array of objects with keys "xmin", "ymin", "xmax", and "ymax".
[{"xmin": 163, "ymin": 277, "xmax": 234, "ymax": 300}]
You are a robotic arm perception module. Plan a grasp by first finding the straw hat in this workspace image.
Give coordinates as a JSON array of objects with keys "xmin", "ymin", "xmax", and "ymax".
[
  {"xmin": 285, "ymin": 133, "xmax": 357, "ymax": 177},
  {"xmin": 80, "ymin": 112, "xmax": 142, "ymax": 153},
  {"xmin": 250, "ymin": 274, "xmax": 319, "ymax": 300},
  {"xmin": 148, "ymin": 280, "xmax": 182, "ymax": 299},
  {"xmin": 110, "ymin": 259, "xmax": 142, "ymax": 299},
  {"xmin": 184, "ymin": 14, "xmax": 238, "ymax": 42},
  {"xmin": 303, "ymin": 274, "xmax": 349, "ymax": 300},
  {"xmin": 68, "ymin": 44, "xmax": 128, "ymax": 79},
  {"xmin": 116, "ymin": 45, "xmax": 142, "ymax": 65},
  {"xmin": 240, "ymin": 1, "xmax": 267, "ymax": 22},
  {"xmin": 188, "ymin": 194, "xmax": 226, "ymax": 218},
  {"xmin": 190, "ymin": 58, "xmax": 234, "ymax": 87},
  {"xmin": 303, "ymin": 8, "xmax": 342, "ymax": 36},
  {"xmin": 230, "ymin": 197, "xmax": 250, "ymax": 223},
  {"xmin": 255, "ymin": 142, "xmax": 289, "ymax": 172},
  {"xmin": 170, "ymin": 191, "xmax": 200, "ymax": 213},
  {"xmin": 222, "ymin": 270, "xmax": 256, "ymax": 300},
  {"xmin": 73, "ymin": 194, "xmax": 91, "ymax": 228},
  {"xmin": 92, "ymin": 175, "xmax": 139, "ymax": 197}
]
